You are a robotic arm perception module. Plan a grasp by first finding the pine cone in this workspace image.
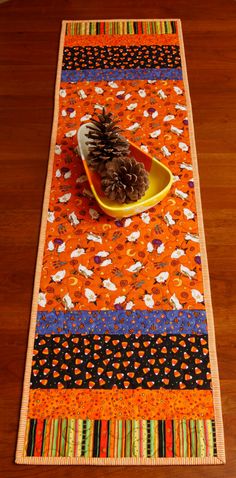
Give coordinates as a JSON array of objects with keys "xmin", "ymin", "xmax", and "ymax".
[
  {"xmin": 101, "ymin": 157, "xmax": 149, "ymax": 204},
  {"xmin": 85, "ymin": 108, "xmax": 130, "ymax": 173}
]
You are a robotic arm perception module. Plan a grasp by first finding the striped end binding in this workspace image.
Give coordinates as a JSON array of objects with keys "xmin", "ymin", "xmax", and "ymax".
[
  {"xmin": 25, "ymin": 418, "xmax": 217, "ymax": 458},
  {"xmin": 65, "ymin": 20, "xmax": 177, "ymax": 36}
]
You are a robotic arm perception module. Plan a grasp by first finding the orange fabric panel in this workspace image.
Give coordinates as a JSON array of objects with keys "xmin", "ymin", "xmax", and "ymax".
[
  {"xmin": 28, "ymin": 389, "xmax": 214, "ymax": 420},
  {"xmin": 64, "ymin": 34, "xmax": 179, "ymax": 47},
  {"xmin": 39, "ymin": 79, "xmax": 204, "ymax": 313}
]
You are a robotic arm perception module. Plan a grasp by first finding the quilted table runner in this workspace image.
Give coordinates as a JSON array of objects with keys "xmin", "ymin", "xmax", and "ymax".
[{"xmin": 16, "ymin": 19, "xmax": 225, "ymax": 465}]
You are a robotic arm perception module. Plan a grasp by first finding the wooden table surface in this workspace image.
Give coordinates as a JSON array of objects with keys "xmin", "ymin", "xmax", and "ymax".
[{"xmin": 0, "ymin": 0, "xmax": 235, "ymax": 476}]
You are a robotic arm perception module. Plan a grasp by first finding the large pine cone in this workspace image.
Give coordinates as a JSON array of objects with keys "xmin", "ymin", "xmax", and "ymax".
[
  {"xmin": 85, "ymin": 108, "xmax": 130, "ymax": 173},
  {"xmin": 101, "ymin": 157, "xmax": 149, "ymax": 204}
]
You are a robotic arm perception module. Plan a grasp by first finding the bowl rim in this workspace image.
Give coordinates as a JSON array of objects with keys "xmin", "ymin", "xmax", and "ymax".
[{"xmin": 77, "ymin": 125, "xmax": 173, "ymax": 213}]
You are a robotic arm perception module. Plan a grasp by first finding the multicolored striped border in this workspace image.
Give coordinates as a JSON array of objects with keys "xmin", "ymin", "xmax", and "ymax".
[
  {"xmin": 15, "ymin": 19, "xmax": 225, "ymax": 465},
  {"xmin": 65, "ymin": 20, "xmax": 177, "ymax": 36},
  {"xmin": 25, "ymin": 418, "xmax": 217, "ymax": 458}
]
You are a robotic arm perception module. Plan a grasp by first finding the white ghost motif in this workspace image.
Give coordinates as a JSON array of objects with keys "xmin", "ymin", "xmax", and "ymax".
[
  {"xmin": 171, "ymin": 248, "xmax": 185, "ymax": 259},
  {"xmin": 89, "ymin": 208, "xmax": 100, "ymax": 220},
  {"xmin": 174, "ymin": 86, "xmax": 183, "ymax": 95},
  {"xmin": 108, "ymin": 81, "xmax": 118, "ymax": 88},
  {"xmin": 126, "ymin": 301, "xmax": 134, "ymax": 310},
  {"xmin": 100, "ymin": 259, "xmax": 112, "ymax": 267},
  {"xmin": 155, "ymin": 271, "xmax": 169, "ymax": 283},
  {"xmin": 71, "ymin": 248, "xmax": 85, "ymax": 258},
  {"xmin": 175, "ymin": 103, "xmax": 187, "ymax": 111},
  {"xmin": 48, "ymin": 240, "xmax": 54, "ymax": 251},
  {"xmin": 64, "ymin": 170, "xmax": 71, "ymax": 179},
  {"xmin": 85, "ymin": 288, "xmax": 97, "ymax": 303},
  {"xmin": 63, "ymin": 293, "xmax": 74, "ymax": 310},
  {"xmin": 126, "ymin": 123, "xmax": 140, "ymax": 131},
  {"xmin": 161, "ymin": 146, "xmax": 171, "ymax": 157},
  {"xmin": 69, "ymin": 211, "xmax": 80, "ymax": 226},
  {"xmin": 87, "ymin": 232, "xmax": 102, "ymax": 244},
  {"xmin": 141, "ymin": 212, "xmax": 150, "ymax": 224},
  {"xmin": 171, "ymin": 125, "xmax": 183, "ymax": 136},
  {"xmin": 78, "ymin": 89, "xmax": 87, "ymax": 99},
  {"xmin": 58, "ymin": 242, "xmax": 66, "ymax": 253},
  {"xmin": 147, "ymin": 242, "xmax": 154, "ymax": 252},
  {"xmin": 140, "ymin": 145, "xmax": 149, "ymax": 153},
  {"xmin": 157, "ymin": 89, "xmax": 167, "ymax": 99},
  {"xmin": 164, "ymin": 212, "xmax": 175, "ymax": 226},
  {"xmin": 47, "ymin": 211, "xmax": 55, "ymax": 223},
  {"xmin": 180, "ymin": 162, "xmax": 192, "ymax": 170},
  {"xmin": 150, "ymin": 129, "xmax": 161, "ymax": 138},
  {"xmin": 65, "ymin": 130, "xmax": 77, "ymax": 138},
  {"xmin": 144, "ymin": 294, "xmax": 154, "ymax": 309},
  {"xmin": 124, "ymin": 218, "xmax": 132, "ymax": 227},
  {"xmin": 59, "ymin": 193, "xmax": 71, "ymax": 203},
  {"xmin": 126, "ymin": 261, "xmax": 143, "ymax": 273},
  {"xmin": 114, "ymin": 296, "xmax": 126, "ymax": 305},
  {"xmin": 179, "ymin": 142, "xmax": 189, "ymax": 152},
  {"xmin": 59, "ymin": 89, "xmax": 66, "ymax": 97},
  {"xmin": 184, "ymin": 208, "xmax": 195, "ymax": 220},
  {"xmin": 38, "ymin": 292, "xmax": 47, "ymax": 307},
  {"xmin": 95, "ymin": 87, "xmax": 104, "ymax": 94},
  {"xmin": 127, "ymin": 231, "xmax": 140, "ymax": 242},
  {"xmin": 127, "ymin": 103, "xmax": 138, "ymax": 111},
  {"xmin": 164, "ymin": 115, "xmax": 175, "ymax": 122},
  {"xmin": 180, "ymin": 265, "xmax": 196, "ymax": 279},
  {"xmin": 157, "ymin": 243, "xmax": 165, "ymax": 254},
  {"xmin": 55, "ymin": 144, "xmax": 62, "ymax": 155},
  {"xmin": 103, "ymin": 279, "xmax": 117, "ymax": 291},
  {"xmin": 138, "ymin": 89, "xmax": 146, "ymax": 97},
  {"xmin": 170, "ymin": 293, "xmax": 182, "ymax": 310},
  {"xmin": 175, "ymin": 189, "xmax": 188, "ymax": 200},
  {"xmin": 185, "ymin": 232, "xmax": 199, "ymax": 243},
  {"xmin": 191, "ymin": 289, "xmax": 204, "ymax": 303},
  {"xmin": 78, "ymin": 264, "xmax": 93, "ymax": 278},
  {"xmin": 51, "ymin": 270, "xmax": 66, "ymax": 282},
  {"xmin": 96, "ymin": 251, "xmax": 109, "ymax": 257}
]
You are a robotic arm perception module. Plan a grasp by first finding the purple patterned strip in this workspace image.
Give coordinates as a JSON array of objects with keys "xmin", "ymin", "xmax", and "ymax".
[
  {"xmin": 61, "ymin": 68, "xmax": 183, "ymax": 82},
  {"xmin": 36, "ymin": 309, "xmax": 207, "ymax": 335}
]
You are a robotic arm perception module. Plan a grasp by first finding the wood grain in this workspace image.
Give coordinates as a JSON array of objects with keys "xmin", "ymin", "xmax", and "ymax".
[{"xmin": 0, "ymin": 0, "xmax": 235, "ymax": 475}]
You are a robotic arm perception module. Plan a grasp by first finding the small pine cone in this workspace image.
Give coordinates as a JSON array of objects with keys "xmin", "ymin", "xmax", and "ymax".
[
  {"xmin": 101, "ymin": 157, "xmax": 149, "ymax": 204},
  {"xmin": 85, "ymin": 108, "xmax": 130, "ymax": 173}
]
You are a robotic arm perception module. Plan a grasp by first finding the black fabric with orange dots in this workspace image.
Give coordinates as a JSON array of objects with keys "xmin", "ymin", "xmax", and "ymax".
[
  {"xmin": 31, "ymin": 333, "xmax": 211, "ymax": 390},
  {"xmin": 62, "ymin": 45, "xmax": 181, "ymax": 70}
]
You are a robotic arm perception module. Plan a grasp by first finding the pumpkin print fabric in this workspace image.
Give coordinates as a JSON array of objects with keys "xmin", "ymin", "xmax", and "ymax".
[{"xmin": 16, "ymin": 20, "xmax": 225, "ymax": 465}]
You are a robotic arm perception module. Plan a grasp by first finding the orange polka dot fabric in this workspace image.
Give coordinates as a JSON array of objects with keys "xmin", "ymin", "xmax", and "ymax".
[
  {"xmin": 28, "ymin": 389, "xmax": 214, "ymax": 420},
  {"xmin": 64, "ymin": 33, "xmax": 180, "ymax": 48},
  {"xmin": 16, "ymin": 20, "xmax": 224, "ymax": 465}
]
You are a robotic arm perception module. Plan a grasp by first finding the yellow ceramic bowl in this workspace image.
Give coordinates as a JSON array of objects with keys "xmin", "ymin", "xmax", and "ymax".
[{"xmin": 77, "ymin": 123, "xmax": 173, "ymax": 218}]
